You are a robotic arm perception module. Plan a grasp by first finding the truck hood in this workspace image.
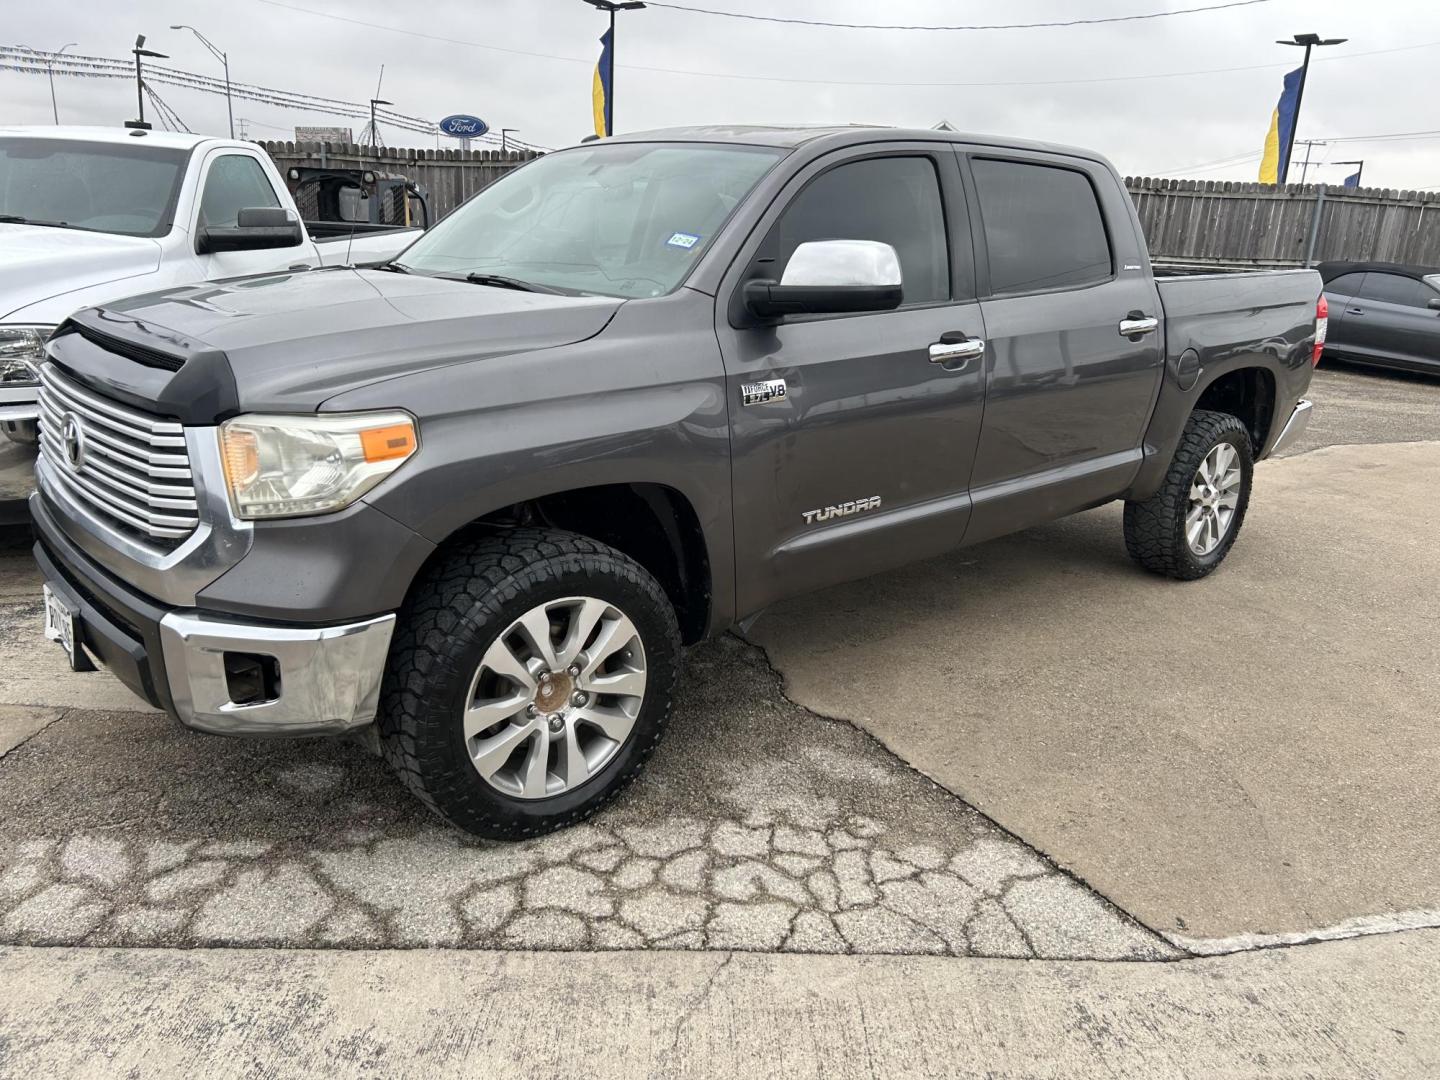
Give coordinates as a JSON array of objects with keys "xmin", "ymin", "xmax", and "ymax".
[
  {"xmin": 47, "ymin": 268, "xmax": 625, "ymax": 419},
  {"xmin": 0, "ymin": 224, "xmax": 162, "ymax": 321}
]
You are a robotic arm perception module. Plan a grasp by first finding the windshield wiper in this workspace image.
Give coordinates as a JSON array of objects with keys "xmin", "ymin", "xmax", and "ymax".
[
  {"xmin": 372, "ymin": 261, "xmax": 410, "ymax": 274},
  {"xmin": 0, "ymin": 214, "xmax": 72, "ymax": 228},
  {"xmin": 462, "ymin": 272, "xmax": 563, "ymax": 295}
]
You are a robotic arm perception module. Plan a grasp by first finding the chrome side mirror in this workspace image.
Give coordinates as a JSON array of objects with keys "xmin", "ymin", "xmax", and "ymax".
[{"xmin": 745, "ymin": 239, "xmax": 904, "ymax": 320}]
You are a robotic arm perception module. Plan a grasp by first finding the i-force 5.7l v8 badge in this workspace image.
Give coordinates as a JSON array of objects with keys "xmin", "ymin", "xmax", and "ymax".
[{"xmin": 740, "ymin": 378, "xmax": 787, "ymax": 406}]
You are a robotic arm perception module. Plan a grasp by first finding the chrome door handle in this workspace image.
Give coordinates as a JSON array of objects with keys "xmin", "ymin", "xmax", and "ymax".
[
  {"xmin": 1118, "ymin": 315, "xmax": 1159, "ymax": 337},
  {"xmin": 929, "ymin": 338, "xmax": 986, "ymax": 364}
]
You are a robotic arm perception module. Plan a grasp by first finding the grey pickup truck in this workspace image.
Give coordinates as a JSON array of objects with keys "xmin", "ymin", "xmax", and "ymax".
[{"xmin": 28, "ymin": 125, "xmax": 1323, "ymax": 838}]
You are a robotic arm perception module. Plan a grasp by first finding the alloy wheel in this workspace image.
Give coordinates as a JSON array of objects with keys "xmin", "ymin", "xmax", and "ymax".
[
  {"xmin": 462, "ymin": 596, "xmax": 647, "ymax": 799},
  {"xmin": 1186, "ymin": 441, "xmax": 1242, "ymax": 556}
]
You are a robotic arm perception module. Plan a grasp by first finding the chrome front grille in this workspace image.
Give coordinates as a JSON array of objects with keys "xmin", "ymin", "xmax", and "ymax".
[{"xmin": 37, "ymin": 365, "xmax": 199, "ymax": 542}]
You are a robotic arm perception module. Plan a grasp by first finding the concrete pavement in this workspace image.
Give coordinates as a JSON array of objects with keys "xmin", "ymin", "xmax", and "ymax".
[
  {"xmin": 1, "ymin": 931, "xmax": 1436, "ymax": 1078},
  {"xmin": 751, "ymin": 438, "xmax": 1440, "ymax": 945}
]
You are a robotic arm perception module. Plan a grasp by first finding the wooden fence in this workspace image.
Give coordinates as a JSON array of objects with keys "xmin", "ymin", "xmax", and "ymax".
[
  {"xmin": 1125, "ymin": 177, "xmax": 1438, "ymax": 268},
  {"xmin": 257, "ymin": 142, "xmax": 1439, "ymax": 267}
]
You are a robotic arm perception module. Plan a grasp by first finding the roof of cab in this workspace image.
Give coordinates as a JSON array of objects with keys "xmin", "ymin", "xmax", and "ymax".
[
  {"xmin": 0, "ymin": 125, "xmax": 227, "ymax": 151},
  {"xmin": 608, "ymin": 124, "xmax": 1107, "ymax": 163}
]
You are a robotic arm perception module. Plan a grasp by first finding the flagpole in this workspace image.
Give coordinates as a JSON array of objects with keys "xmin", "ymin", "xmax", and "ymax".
[
  {"xmin": 1276, "ymin": 33, "xmax": 1347, "ymax": 185},
  {"xmin": 1282, "ymin": 40, "xmax": 1312, "ymax": 185},
  {"xmin": 582, "ymin": 0, "xmax": 646, "ymax": 138}
]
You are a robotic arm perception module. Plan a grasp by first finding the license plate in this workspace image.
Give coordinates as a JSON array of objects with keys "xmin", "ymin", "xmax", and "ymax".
[{"xmin": 42, "ymin": 583, "xmax": 88, "ymax": 672}]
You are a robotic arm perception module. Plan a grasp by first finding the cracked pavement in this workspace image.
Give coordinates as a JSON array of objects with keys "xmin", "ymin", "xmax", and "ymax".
[{"xmin": 0, "ymin": 600, "xmax": 1172, "ymax": 958}]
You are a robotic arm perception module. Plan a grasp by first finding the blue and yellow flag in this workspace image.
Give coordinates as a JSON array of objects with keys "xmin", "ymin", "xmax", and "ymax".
[
  {"xmin": 1258, "ymin": 67, "xmax": 1303, "ymax": 185},
  {"xmin": 592, "ymin": 28, "xmax": 613, "ymax": 138}
]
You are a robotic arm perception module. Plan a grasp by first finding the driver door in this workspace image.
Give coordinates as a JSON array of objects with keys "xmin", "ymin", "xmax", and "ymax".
[{"xmin": 715, "ymin": 145, "xmax": 986, "ymax": 618}]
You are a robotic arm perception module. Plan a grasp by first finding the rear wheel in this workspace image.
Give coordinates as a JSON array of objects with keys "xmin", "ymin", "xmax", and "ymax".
[
  {"xmin": 379, "ymin": 528, "xmax": 680, "ymax": 838},
  {"xmin": 1123, "ymin": 409, "xmax": 1253, "ymax": 581}
]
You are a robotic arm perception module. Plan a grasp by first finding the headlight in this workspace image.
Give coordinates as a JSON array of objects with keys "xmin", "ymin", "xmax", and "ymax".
[
  {"xmin": 218, "ymin": 411, "xmax": 418, "ymax": 519},
  {"xmin": 0, "ymin": 326, "xmax": 54, "ymax": 388}
]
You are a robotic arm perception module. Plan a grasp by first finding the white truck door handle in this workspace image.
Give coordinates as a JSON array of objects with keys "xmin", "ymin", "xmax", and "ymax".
[
  {"xmin": 929, "ymin": 337, "xmax": 986, "ymax": 364},
  {"xmin": 1119, "ymin": 315, "xmax": 1159, "ymax": 337}
]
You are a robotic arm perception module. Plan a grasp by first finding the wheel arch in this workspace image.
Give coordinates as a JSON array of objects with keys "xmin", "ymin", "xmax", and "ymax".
[
  {"xmin": 409, "ymin": 481, "xmax": 714, "ymax": 645},
  {"xmin": 1125, "ymin": 358, "xmax": 1285, "ymax": 502}
]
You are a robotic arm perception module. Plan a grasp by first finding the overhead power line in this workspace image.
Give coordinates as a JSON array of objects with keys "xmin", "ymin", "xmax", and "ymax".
[
  {"xmin": 233, "ymin": 3, "xmax": 1440, "ymax": 91},
  {"xmin": 0, "ymin": 46, "xmax": 551, "ymax": 150},
  {"xmin": 643, "ymin": 0, "xmax": 1278, "ymax": 31},
  {"xmin": 1156, "ymin": 127, "xmax": 1440, "ymax": 176}
]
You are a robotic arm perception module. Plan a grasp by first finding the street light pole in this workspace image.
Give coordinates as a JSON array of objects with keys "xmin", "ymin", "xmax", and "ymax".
[
  {"xmin": 130, "ymin": 35, "xmax": 168, "ymax": 131},
  {"xmin": 581, "ymin": 0, "xmax": 646, "ymax": 137},
  {"xmin": 1276, "ymin": 33, "xmax": 1347, "ymax": 185},
  {"xmin": 170, "ymin": 26, "xmax": 232, "ymax": 138},
  {"xmin": 47, "ymin": 42, "xmax": 77, "ymax": 124}
]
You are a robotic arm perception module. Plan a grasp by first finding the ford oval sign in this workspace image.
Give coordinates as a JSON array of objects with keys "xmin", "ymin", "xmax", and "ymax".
[{"xmin": 438, "ymin": 114, "xmax": 489, "ymax": 138}]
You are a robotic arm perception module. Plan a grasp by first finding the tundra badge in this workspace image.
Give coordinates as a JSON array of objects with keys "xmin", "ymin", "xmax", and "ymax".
[
  {"xmin": 802, "ymin": 496, "xmax": 882, "ymax": 525},
  {"xmin": 741, "ymin": 378, "xmax": 787, "ymax": 406}
]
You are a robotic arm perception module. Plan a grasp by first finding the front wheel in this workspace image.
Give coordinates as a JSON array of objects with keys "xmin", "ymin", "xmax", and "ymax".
[
  {"xmin": 1123, "ymin": 409, "xmax": 1254, "ymax": 581},
  {"xmin": 378, "ymin": 528, "xmax": 680, "ymax": 838}
]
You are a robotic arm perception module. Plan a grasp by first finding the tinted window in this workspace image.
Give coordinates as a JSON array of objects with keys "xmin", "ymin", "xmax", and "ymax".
[
  {"xmin": 199, "ymin": 155, "xmax": 281, "ymax": 229},
  {"xmin": 1323, "ymin": 272, "xmax": 1367, "ymax": 298},
  {"xmin": 0, "ymin": 137, "xmax": 187, "ymax": 238},
  {"xmin": 1358, "ymin": 272, "xmax": 1431, "ymax": 308},
  {"xmin": 972, "ymin": 158, "xmax": 1112, "ymax": 294},
  {"xmin": 769, "ymin": 156, "xmax": 950, "ymax": 305}
]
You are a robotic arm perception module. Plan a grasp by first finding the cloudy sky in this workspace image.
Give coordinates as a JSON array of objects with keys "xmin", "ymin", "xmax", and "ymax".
[{"xmin": 4, "ymin": 0, "xmax": 1439, "ymax": 189}]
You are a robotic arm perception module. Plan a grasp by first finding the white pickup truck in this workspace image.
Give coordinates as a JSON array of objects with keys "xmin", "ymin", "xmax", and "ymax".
[{"xmin": 0, "ymin": 126, "xmax": 424, "ymax": 519}]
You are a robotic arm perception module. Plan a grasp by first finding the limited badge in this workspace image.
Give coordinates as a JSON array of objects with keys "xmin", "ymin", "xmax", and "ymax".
[{"xmin": 741, "ymin": 379, "xmax": 787, "ymax": 406}]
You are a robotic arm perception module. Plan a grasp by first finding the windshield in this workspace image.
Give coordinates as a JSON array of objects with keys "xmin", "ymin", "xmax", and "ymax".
[
  {"xmin": 397, "ymin": 142, "xmax": 783, "ymax": 298},
  {"xmin": 0, "ymin": 137, "xmax": 189, "ymax": 238}
]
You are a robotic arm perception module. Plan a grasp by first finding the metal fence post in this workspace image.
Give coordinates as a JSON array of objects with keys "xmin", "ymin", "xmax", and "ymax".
[{"xmin": 1304, "ymin": 184, "xmax": 1327, "ymax": 267}]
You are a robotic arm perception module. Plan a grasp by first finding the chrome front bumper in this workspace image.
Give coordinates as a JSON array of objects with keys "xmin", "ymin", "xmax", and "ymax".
[
  {"xmin": 157, "ymin": 610, "xmax": 396, "ymax": 737},
  {"xmin": 1267, "ymin": 398, "xmax": 1313, "ymax": 457}
]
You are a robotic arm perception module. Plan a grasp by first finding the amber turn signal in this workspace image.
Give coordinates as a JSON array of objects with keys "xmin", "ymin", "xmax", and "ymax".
[{"xmin": 360, "ymin": 422, "xmax": 418, "ymax": 463}]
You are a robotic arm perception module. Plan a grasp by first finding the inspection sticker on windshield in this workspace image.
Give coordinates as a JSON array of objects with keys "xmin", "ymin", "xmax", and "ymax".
[{"xmin": 666, "ymin": 231, "xmax": 701, "ymax": 249}]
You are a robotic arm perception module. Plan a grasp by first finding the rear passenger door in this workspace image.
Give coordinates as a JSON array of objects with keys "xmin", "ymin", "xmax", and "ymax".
[
  {"xmin": 960, "ymin": 151, "xmax": 1164, "ymax": 543},
  {"xmin": 717, "ymin": 145, "xmax": 987, "ymax": 617},
  {"xmin": 1321, "ymin": 271, "xmax": 1368, "ymax": 353}
]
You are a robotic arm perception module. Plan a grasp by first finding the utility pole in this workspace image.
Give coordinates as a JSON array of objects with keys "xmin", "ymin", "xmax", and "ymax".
[
  {"xmin": 129, "ymin": 35, "xmax": 168, "ymax": 131},
  {"xmin": 1276, "ymin": 33, "xmax": 1347, "ymax": 185},
  {"xmin": 170, "ymin": 25, "xmax": 232, "ymax": 138},
  {"xmin": 501, "ymin": 128, "xmax": 519, "ymax": 154},
  {"xmin": 1295, "ymin": 139, "xmax": 1326, "ymax": 185},
  {"xmin": 46, "ymin": 42, "xmax": 77, "ymax": 124},
  {"xmin": 581, "ymin": 0, "xmax": 646, "ymax": 137}
]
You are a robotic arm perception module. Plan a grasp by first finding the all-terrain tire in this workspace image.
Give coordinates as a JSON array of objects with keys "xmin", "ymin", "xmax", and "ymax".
[
  {"xmin": 1123, "ymin": 409, "xmax": 1254, "ymax": 581},
  {"xmin": 378, "ymin": 527, "xmax": 681, "ymax": 839}
]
